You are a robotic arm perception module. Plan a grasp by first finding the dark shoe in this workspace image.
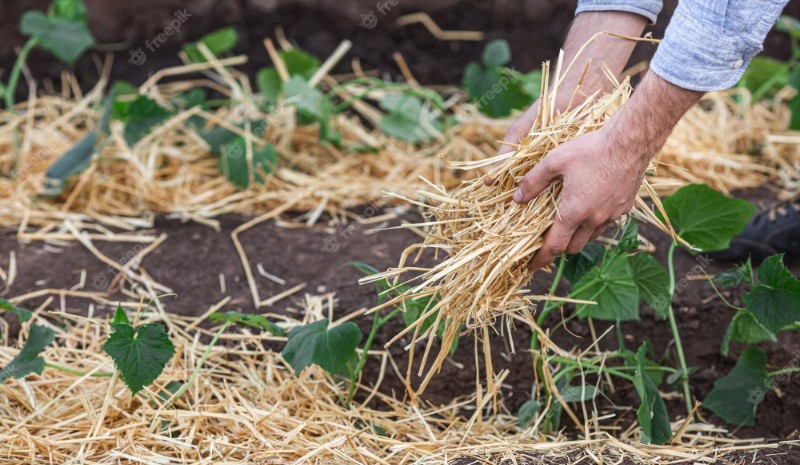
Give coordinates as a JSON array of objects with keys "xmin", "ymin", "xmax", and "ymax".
[{"xmin": 710, "ymin": 197, "xmax": 800, "ymax": 263}]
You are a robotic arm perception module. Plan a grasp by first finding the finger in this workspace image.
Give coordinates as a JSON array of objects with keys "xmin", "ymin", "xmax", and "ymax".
[
  {"xmin": 486, "ymin": 107, "xmax": 538, "ymax": 186},
  {"xmin": 566, "ymin": 222, "xmax": 597, "ymax": 255},
  {"xmin": 513, "ymin": 156, "xmax": 562, "ymax": 204},
  {"xmin": 529, "ymin": 218, "xmax": 579, "ymax": 270},
  {"xmin": 589, "ymin": 221, "xmax": 612, "ymax": 241}
]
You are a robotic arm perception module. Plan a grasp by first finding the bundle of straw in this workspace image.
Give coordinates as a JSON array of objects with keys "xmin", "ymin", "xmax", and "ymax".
[{"xmin": 362, "ymin": 64, "xmax": 674, "ymax": 395}]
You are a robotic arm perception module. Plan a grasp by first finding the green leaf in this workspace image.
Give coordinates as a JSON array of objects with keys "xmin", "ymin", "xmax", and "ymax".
[
  {"xmin": 621, "ymin": 348, "xmax": 665, "ymax": 386},
  {"xmin": 209, "ymin": 311, "xmax": 284, "ymax": 336},
  {"xmin": 219, "ymin": 138, "xmax": 277, "ymax": 188},
  {"xmin": 704, "ymin": 346, "xmax": 770, "ymax": 426},
  {"xmin": 257, "ymin": 67, "xmax": 283, "ymax": 105},
  {"xmin": 745, "ymin": 254, "xmax": 800, "ymax": 332},
  {"xmin": 563, "ymin": 242, "xmax": 605, "ymax": 284},
  {"xmin": 283, "ymin": 76, "xmax": 329, "ymax": 122},
  {"xmin": 737, "ymin": 56, "xmax": 788, "ymax": 97},
  {"xmin": 632, "ymin": 343, "xmax": 672, "ymax": 445},
  {"xmin": 41, "ymin": 130, "xmax": 98, "ymax": 197},
  {"xmin": 0, "ymin": 325, "xmax": 55, "ymax": 383},
  {"xmin": 482, "ymin": 39, "xmax": 512, "ymax": 67},
  {"xmin": 560, "ymin": 384, "xmax": 598, "ymax": 402},
  {"xmin": 111, "ymin": 94, "xmax": 172, "ymax": 145},
  {"xmin": 52, "ymin": 0, "xmax": 88, "ymax": 21},
  {"xmin": 714, "ymin": 258, "xmax": 754, "ymax": 288},
  {"xmin": 614, "ymin": 221, "xmax": 640, "ymax": 256},
  {"xmin": 776, "ymin": 15, "xmax": 800, "ymax": 36},
  {"xmin": 721, "ymin": 310, "xmax": 776, "ymax": 356},
  {"xmin": 379, "ymin": 93, "xmax": 441, "ymax": 143},
  {"xmin": 21, "ymin": 11, "xmax": 94, "ymax": 65},
  {"xmin": 629, "ymin": 253, "xmax": 671, "ymax": 318},
  {"xmin": 0, "ymin": 298, "xmax": 32, "ymax": 323},
  {"xmin": 572, "ymin": 254, "xmax": 640, "ymax": 321},
  {"xmin": 518, "ymin": 399, "xmax": 542, "ymax": 428},
  {"xmin": 281, "ymin": 319, "xmax": 362, "ymax": 376},
  {"xmin": 102, "ymin": 309, "xmax": 175, "ymax": 395},
  {"xmin": 660, "ymin": 184, "xmax": 757, "ymax": 252},
  {"xmin": 280, "ymin": 49, "xmax": 321, "ymax": 79},
  {"xmin": 463, "ymin": 63, "xmax": 534, "ymax": 118},
  {"xmin": 183, "ymin": 27, "xmax": 238, "ymax": 63}
]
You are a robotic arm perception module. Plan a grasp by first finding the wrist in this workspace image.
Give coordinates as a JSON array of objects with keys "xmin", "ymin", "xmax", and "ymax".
[{"xmin": 605, "ymin": 72, "xmax": 702, "ymax": 163}]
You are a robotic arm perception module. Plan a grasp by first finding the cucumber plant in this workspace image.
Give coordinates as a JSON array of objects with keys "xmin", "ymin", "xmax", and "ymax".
[
  {"xmin": 280, "ymin": 262, "xmax": 453, "ymax": 407},
  {"xmin": 524, "ymin": 183, "xmax": 757, "ymax": 444},
  {"xmin": 704, "ymin": 253, "xmax": 800, "ymax": 426},
  {"xmin": 463, "ymin": 39, "xmax": 542, "ymax": 118},
  {"xmin": 1, "ymin": 304, "xmax": 174, "ymax": 395}
]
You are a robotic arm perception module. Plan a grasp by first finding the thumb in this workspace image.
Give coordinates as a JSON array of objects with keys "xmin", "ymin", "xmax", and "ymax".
[
  {"xmin": 513, "ymin": 155, "xmax": 562, "ymax": 204},
  {"xmin": 485, "ymin": 103, "xmax": 539, "ymax": 186}
]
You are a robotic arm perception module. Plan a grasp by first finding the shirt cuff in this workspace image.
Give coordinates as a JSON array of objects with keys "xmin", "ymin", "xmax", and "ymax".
[
  {"xmin": 650, "ymin": 1, "xmax": 786, "ymax": 92},
  {"xmin": 575, "ymin": 0, "xmax": 662, "ymax": 24}
]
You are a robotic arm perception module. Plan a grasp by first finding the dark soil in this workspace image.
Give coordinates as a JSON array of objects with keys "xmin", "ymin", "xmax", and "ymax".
[{"xmin": 1, "ymin": 194, "xmax": 799, "ymax": 462}]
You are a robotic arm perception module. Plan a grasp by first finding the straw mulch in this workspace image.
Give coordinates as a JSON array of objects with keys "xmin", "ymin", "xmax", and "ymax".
[
  {"xmin": 652, "ymin": 87, "xmax": 800, "ymax": 197},
  {"xmin": 0, "ymin": 49, "xmax": 798, "ymax": 234},
  {"xmin": 0, "ymin": 295, "xmax": 785, "ymax": 465}
]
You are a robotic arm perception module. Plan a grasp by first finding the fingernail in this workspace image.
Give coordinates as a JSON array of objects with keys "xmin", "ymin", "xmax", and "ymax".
[{"xmin": 513, "ymin": 189, "xmax": 523, "ymax": 203}]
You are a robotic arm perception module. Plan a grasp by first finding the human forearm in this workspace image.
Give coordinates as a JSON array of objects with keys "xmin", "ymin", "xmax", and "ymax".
[{"xmin": 555, "ymin": 11, "xmax": 648, "ymax": 107}]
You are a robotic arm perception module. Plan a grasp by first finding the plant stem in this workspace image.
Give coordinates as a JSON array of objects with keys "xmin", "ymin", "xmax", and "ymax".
[
  {"xmin": 346, "ymin": 309, "xmax": 384, "ymax": 407},
  {"xmin": 531, "ymin": 255, "xmax": 567, "ymax": 353},
  {"xmin": 768, "ymin": 366, "xmax": 800, "ymax": 378},
  {"xmin": 4, "ymin": 38, "xmax": 39, "ymax": 111},
  {"xmin": 45, "ymin": 363, "xmax": 114, "ymax": 377},
  {"xmin": 166, "ymin": 320, "xmax": 231, "ymax": 406},
  {"xmin": 666, "ymin": 241, "xmax": 693, "ymax": 416}
]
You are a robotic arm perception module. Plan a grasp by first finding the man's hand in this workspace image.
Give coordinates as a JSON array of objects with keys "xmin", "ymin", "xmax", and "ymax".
[{"xmin": 519, "ymin": 72, "xmax": 703, "ymax": 269}]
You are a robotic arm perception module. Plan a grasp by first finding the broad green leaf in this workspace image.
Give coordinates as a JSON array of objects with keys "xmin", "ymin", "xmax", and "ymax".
[
  {"xmin": 281, "ymin": 319, "xmax": 362, "ymax": 376},
  {"xmin": 379, "ymin": 93, "xmax": 441, "ymax": 143},
  {"xmin": 482, "ymin": 39, "xmax": 512, "ymax": 67},
  {"xmin": 0, "ymin": 325, "xmax": 55, "ymax": 383},
  {"xmin": 737, "ymin": 56, "xmax": 788, "ymax": 97},
  {"xmin": 219, "ymin": 138, "xmax": 277, "ymax": 188},
  {"xmin": 257, "ymin": 67, "xmax": 283, "ymax": 105},
  {"xmin": 21, "ymin": 11, "xmax": 94, "ymax": 65},
  {"xmin": 746, "ymin": 254, "xmax": 800, "ymax": 332},
  {"xmin": 280, "ymin": 49, "xmax": 320, "ymax": 79},
  {"xmin": 111, "ymin": 94, "xmax": 171, "ymax": 145},
  {"xmin": 283, "ymin": 76, "xmax": 329, "ymax": 122},
  {"xmin": 209, "ymin": 311, "xmax": 284, "ymax": 336},
  {"xmin": 629, "ymin": 253, "xmax": 670, "ymax": 318},
  {"xmin": 573, "ymin": 254, "xmax": 640, "ymax": 321},
  {"xmin": 560, "ymin": 384, "xmax": 598, "ymax": 402},
  {"xmin": 713, "ymin": 258, "xmax": 754, "ymax": 288},
  {"xmin": 660, "ymin": 184, "xmax": 757, "ymax": 252},
  {"xmin": 621, "ymin": 348, "xmax": 665, "ymax": 386},
  {"xmin": 704, "ymin": 346, "xmax": 769, "ymax": 426},
  {"xmin": 518, "ymin": 399, "xmax": 541, "ymax": 428},
  {"xmin": 183, "ymin": 27, "xmax": 239, "ymax": 63},
  {"xmin": 632, "ymin": 343, "xmax": 672, "ymax": 445},
  {"xmin": 720, "ymin": 310, "xmax": 776, "ymax": 356},
  {"xmin": 102, "ymin": 309, "xmax": 175, "ymax": 395},
  {"xmin": 516, "ymin": 70, "xmax": 543, "ymax": 99},
  {"xmin": 52, "ymin": 0, "xmax": 88, "ymax": 21},
  {"xmin": 0, "ymin": 298, "xmax": 32, "ymax": 323},
  {"xmin": 463, "ymin": 63, "xmax": 534, "ymax": 118},
  {"xmin": 41, "ymin": 130, "xmax": 98, "ymax": 197},
  {"xmin": 563, "ymin": 242, "xmax": 605, "ymax": 284}
]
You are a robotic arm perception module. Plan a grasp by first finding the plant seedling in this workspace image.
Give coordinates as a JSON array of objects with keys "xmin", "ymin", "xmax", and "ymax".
[
  {"xmin": 102, "ymin": 306, "xmax": 175, "ymax": 395},
  {"xmin": 463, "ymin": 39, "xmax": 541, "ymax": 118}
]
